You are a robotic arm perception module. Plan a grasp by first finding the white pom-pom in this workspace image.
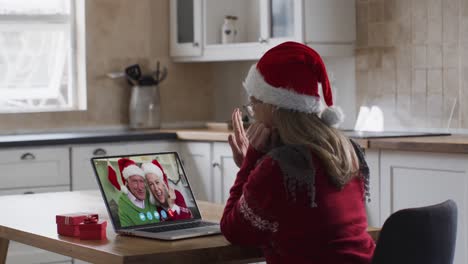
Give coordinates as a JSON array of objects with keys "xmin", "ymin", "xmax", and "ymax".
[
  {"xmin": 121, "ymin": 185, "xmax": 128, "ymax": 194},
  {"xmin": 149, "ymin": 194, "xmax": 156, "ymax": 205},
  {"xmin": 320, "ymin": 106, "xmax": 345, "ymax": 128}
]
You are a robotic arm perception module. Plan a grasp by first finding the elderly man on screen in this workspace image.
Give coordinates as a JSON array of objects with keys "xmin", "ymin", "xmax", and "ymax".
[{"xmin": 117, "ymin": 158, "xmax": 160, "ymax": 227}]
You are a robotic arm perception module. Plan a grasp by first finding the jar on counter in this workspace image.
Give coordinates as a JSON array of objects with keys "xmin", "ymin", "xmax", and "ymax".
[{"xmin": 221, "ymin": 15, "xmax": 238, "ymax": 44}]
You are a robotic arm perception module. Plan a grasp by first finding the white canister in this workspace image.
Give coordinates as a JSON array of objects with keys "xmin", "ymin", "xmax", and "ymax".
[{"xmin": 221, "ymin": 15, "xmax": 238, "ymax": 44}]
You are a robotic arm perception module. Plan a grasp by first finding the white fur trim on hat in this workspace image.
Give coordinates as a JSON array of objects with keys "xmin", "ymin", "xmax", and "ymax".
[
  {"xmin": 321, "ymin": 106, "xmax": 345, "ymax": 128},
  {"xmin": 122, "ymin": 164, "xmax": 144, "ymax": 179},
  {"xmin": 141, "ymin": 163, "xmax": 163, "ymax": 179},
  {"xmin": 121, "ymin": 185, "xmax": 128, "ymax": 194},
  {"xmin": 243, "ymin": 65, "xmax": 322, "ymax": 113},
  {"xmin": 149, "ymin": 193, "xmax": 156, "ymax": 205}
]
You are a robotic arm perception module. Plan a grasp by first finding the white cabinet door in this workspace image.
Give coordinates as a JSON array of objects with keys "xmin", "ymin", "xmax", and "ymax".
[
  {"xmin": 170, "ymin": 0, "xmax": 202, "ymax": 57},
  {"xmin": 0, "ymin": 146, "xmax": 70, "ymax": 191},
  {"xmin": 365, "ymin": 149, "xmax": 380, "ymax": 227},
  {"xmin": 179, "ymin": 142, "xmax": 212, "ymax": 202},
  {"xmin": 380, "ymin": 150, "xmax": 468, "ymax": 264},
  {"xmin": 172, "ymin": 0, "xmax": 304, "ymax": 61},
  {"xmin": 304, "ymin": 0, "xmax": 356, "ymax": 43},
  {"xmin": 3, "ymin": 186, "xmax": 71, "ymax": 264},
  {"xmin": 212, "ymin": 142, "xmax": 238, "ymax": 204},
  {"xmin": 71, "ymin": 143, "xmax": 127, "ymax": 190}
]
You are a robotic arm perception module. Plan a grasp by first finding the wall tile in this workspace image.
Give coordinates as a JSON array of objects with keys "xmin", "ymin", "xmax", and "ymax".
[
  {"xmin": 443, "ymin": 68, "xmax": 460, "ymax": 128},
  {"xmin": 428, "ymin": 17, "xmax": 443, "ymax": 43},
  {"xmin": 461, "ymin": 66, "xmax": 468, "ymax": 127},
  {"xmin": 356, "ymin": 51, "xmax": 369, "ymax": 71},
  {"xmin": 384, "ymin": 22, "xmax": 397, "ymax": 46},
  {"xmin": 463, "ymin": 0, "xmax": 468, "ymax": 16},
  {"xmin": 356, "ymin": 71, "xmax": 369, "ymax": 107},
  {"xmin": 463, "ymin": 44, "xmax": 468, "ymax": 68},
  {"xmin": 357, "ymin": 2, "xmax": 369, "ymax": 25},
  {"xmin": 396, "ymin": 17, "xmax": 412, "ymax": 44},
  {"xmin": 413, "ymin": 45, "xmax": 427, "ymax": 68},
  {"xmin": 427, "ymin": 45, "xmax": 442, "ymax": 68},
  {"xmin": 462, "ymin": 18, "xmax": 468, "ymax": 43},
  {"xmin": 411, "ymin": 69, "xmax": 428, "ymax": 120},
  {"xmin": 357, "ymin": 22, "xmax": 369, "ymax": 47},
  {"xmin": 395, "ymin": 0, "xmax": 412, "ymax": 19},
  {"xmin": 428, "ymin": 0, "xmax": 443, "ymax": 19},
  {"xmin": 443, "ymin": 0, "xmax": 459, "ymax": 43},
  {"xmin": 385, "ymin": 0, "xmax": 397, "ymax": 21},
  {"xmin": 443, "ymin": 43, "xmax": 459, "ymax": 68},
  {"xmin": 412, "ymin": 16, "xmax": 428, "ymax": 44},
  {"xmin": 369, "ymin": 1, "xmax": 385, "ymax": 22},
  {"xmin": 368, "ymin": 49, "xmax": 383, "ymax": 68},
  {"xmin": 412, "ymin": 0, "xmax": 428, "ymax": 19},
  {"xmin": 427, "ymin": 69, "xmax": 443, "ymax": 94},
  {"xmin": 369, "ymin": 23, "xmax": 386, "ymax": 47},
  {"xmin": 382, "ymin": 49, "xmax": 396, "ymax": 69}
]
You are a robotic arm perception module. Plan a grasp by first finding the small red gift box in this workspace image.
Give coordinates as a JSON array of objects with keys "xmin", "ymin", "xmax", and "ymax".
[
  {"xmin": 56, "ymin": 213, "xmax": 99, "ymax": 237},
  {"xmin": 79, "ymin": 220, "xmax": 107, "ymax": 240}
]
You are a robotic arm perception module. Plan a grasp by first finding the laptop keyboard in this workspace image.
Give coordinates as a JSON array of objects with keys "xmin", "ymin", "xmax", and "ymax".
[{"xmin": 141, "ymin": 221, "xmax": 218, "ymax": 233}]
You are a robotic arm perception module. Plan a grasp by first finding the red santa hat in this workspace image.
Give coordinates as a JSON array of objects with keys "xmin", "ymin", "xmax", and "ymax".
[
  {"xmin": 107, "ymin": 160, "xmax": 125, "ymax": 191},
  {"xmin": 243, "ymin": 41, "xmax": 344, "ymax": 127},
  {"xmin": 117, "ymin": 158, "xmax": 145, "ymax": 194},
  {"xmin": 141, "ymin": 159, "xmax": 169, "ymax": 205}
]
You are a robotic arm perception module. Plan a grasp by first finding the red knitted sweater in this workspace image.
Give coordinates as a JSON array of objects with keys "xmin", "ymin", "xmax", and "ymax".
[{"xmin": 221, "ymin": 145, "xmax": 375, "ymax": 264}]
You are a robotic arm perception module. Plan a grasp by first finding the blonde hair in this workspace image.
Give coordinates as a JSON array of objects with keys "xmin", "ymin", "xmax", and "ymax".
[{"xmin": 272, "ymin": 107, "xmax": 359, "ymax": 188}]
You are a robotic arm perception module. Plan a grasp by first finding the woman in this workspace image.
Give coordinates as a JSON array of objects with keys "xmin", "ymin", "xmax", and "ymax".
[
  {"xmin": 141, "ymin": 160, "xmax": 192, "ymax": 221},
  {"xmin": 221, "ymin": 42, "xmax": 375, "ymax": 263}
]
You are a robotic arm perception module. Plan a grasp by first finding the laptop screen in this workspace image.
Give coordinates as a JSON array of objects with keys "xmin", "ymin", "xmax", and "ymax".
[{"xmin": 91, "ymin": 152, "xmax": 201, "ymax": 230}]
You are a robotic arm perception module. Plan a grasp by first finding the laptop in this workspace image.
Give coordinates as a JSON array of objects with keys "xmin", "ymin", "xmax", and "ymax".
[{"xmin": 91, "ymin": 151, "xmax": 221, "ymax": 240}]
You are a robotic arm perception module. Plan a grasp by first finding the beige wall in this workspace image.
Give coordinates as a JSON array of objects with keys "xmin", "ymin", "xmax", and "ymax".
[
  {"xmin": 0, "ymin": 0, "xmax": 214, "ymax": 133},
  {"xmin": 356, "ymin": 0, "xmax": 468, "ymax": 130}
]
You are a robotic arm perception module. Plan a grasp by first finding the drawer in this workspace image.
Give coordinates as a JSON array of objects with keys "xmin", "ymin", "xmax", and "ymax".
[
  {"xmin": 71, "ymin": 143, "xmax": 128, "ymax": 190},
  {"xmin": 0, "ymin": 146, "xmax": 70, "ymax": 190}
]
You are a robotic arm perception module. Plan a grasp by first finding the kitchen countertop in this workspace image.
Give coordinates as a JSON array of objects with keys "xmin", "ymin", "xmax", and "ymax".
[
  {"xmin": 0, "ymin": 128, "xmax": 467, "ymax": 154},
  {"xmin": 0, "ymin": 130, "xmax": 177, "ymax": 148},
  {"xmin": 369, "ymin": 134, "xmax": 468, "ymax": 154}
]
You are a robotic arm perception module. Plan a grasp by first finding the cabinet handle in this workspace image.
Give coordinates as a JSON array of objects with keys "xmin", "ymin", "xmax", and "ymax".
[
  {"xmin": 258, "ymin": 38, "xmax": 268, "ymax": 44},
  {"xmin": 93, "ymin": 148, "xmax": 107, "ymax": 156},
  {"xmin": 212, "ymin": 162, "xmax": 220, "ymax": 168},
  {"xmin": 20, "ymin": 153, "xmax": 36, "ymax": 160},
  {"xmin": 23, "ymin": 191, "xmax": 35, "ymax": 195},
  {"xmin": 193, "ymin": 42, "xmax": 199, "ymax": 47}
]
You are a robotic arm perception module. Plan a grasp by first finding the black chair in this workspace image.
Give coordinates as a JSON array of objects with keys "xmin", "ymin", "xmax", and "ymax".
[{"xmin": 371, "ymin": 200, "xmax": 458, "ymax": 264}]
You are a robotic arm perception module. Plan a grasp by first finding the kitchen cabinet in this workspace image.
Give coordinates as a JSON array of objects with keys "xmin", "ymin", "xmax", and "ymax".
[
  {"xmin": 380, "ymin": 150, "xmax": 468, "ymax": 264},
  {"xmin": 170, "ymin": 0, "xmax": 305, "ymax": 61},
  {"xmin": 71, "ymin": 143, "xmax": 127, "ymax": 191},
  {"xmin": 179, "ymin": 142, "xmax": 213, "ymax": 202},
  {"xmin": 365, "ymin": 149, "xmax": 380, "ymax": 227},
  {"xmin": 4, "ymin": 186, "xmax": 71, "ymax": 264},
  {"xmin": 0, "ymin": 146, "xmax": 70, "ymax": 191},
  {"xmin": 304, "ymin": 0, "xmax": 356, "ymax": 56},
  {"xmin": 71, "ymin": 141, "xmax": 179, "ymax": 191},
  {"xmin": 178, "ymin": 142, "xmax": 238, "ymax": 204},
  {"xmin": 212, "ymin": 142, "xmax": 238, "ymax": 204}
]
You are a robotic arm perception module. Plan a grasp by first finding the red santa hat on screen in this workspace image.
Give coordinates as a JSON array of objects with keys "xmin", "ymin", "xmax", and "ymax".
[
  {"xmin": 243, "ymin": 41, "xmax": 344, "ymax": 127},
  {"xmin": 117, "ymin": 158, "xmax": 145, "ymax": 194},
  {"xmin": 107, "ymin": 160, "xmax": 125, "ymax": 191},
  {"xmin": 141, "ymin": 159, "xmax": 168, "ymax": 205}
]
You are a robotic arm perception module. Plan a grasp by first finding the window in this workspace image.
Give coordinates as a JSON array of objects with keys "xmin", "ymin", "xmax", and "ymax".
[{"xmin": 0, "ymin": 0, "xmax": 85, "ymax": 113}]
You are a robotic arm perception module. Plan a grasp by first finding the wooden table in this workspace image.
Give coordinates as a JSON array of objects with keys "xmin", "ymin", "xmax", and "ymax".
[{"xmin": 0, "ymin": 191, "xmax": 380, "ymax": 263}]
